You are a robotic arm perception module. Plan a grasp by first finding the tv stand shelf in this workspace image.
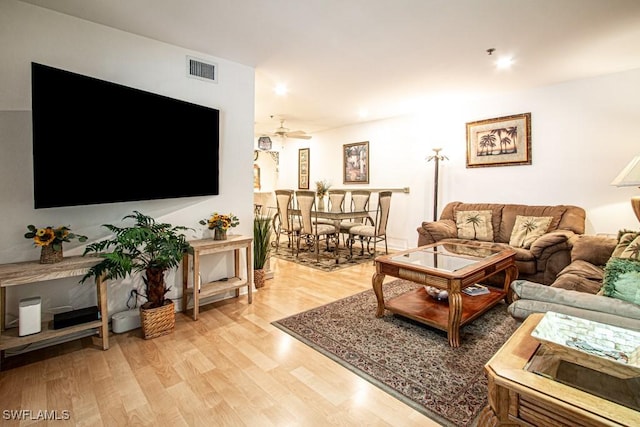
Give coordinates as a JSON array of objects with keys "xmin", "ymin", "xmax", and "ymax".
[
  {"xmin": 182, "ymin": 236, "xmax": 253, "ymax": 320},
  {"xmin": 0, "ymin": 256, "xmax": 109, "ymax": 364}
]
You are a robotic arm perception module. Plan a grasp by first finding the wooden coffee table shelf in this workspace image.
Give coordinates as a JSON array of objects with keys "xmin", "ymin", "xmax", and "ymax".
[
  {"xmin": 373, "ymin": 243, "xmax": 518, "ymax": 347},
  {"xmin": 385, "ymin": 286, "xmax": 507, "ymax": 332}
]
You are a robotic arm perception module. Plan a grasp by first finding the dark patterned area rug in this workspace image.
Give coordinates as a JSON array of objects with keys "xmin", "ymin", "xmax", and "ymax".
[
  {"xmin": 270, "ymin": 240, "xmax": 380, "ymax": 272},
  {"xmin": 272, "ymin": 279, "xmax": 519, "ymax": 427}
]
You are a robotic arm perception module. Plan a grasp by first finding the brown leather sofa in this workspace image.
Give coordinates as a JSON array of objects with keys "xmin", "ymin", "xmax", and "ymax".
[{"xmin": 416, "ymin": 201, "xmax": 586, "ymax": 285}]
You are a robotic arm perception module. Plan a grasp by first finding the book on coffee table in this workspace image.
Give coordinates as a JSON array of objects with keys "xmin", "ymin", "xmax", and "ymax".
[{"xmin": 462, "ymin": 284, "xmax": 490, "ymax": 296}]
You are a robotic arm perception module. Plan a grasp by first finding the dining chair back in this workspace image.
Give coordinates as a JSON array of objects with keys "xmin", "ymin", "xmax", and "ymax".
[
  {"xmin": 348, "ymin": 191, "xmax": 392, "ymax": 258},
  {"xmin": 327, "ymin": 189, "xmax": 346, "ymax": 213},
  {"xmin": 339, "ymin": 190, "xmax": 372, "ymax": 244},
  {"xmin": 274, "ymin": 189, "xmax": 299, "ymax": 255},
  {"xmin": 295, "ymin": 190, "xmax": 338, "ymax": 262},
  {"xmin": 316, "ymin": 189, "xmax": 347, "ymax": 226}
]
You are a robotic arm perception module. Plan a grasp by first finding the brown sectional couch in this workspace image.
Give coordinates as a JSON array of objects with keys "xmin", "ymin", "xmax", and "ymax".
[
  {"xmin": 508, "ymin": 233, "xmax": 640, "ymax": 330},
  {"xmin": 416, "ymin": 201, "xmax": 586, "ymax": 285}
]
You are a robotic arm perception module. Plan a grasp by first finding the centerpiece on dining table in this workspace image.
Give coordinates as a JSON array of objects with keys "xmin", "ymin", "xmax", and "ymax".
[
  {"xmin": 315, "ymin": 180, "xmax": 331, "ymax": 210},
  {"xmin": 199, "ymin": 212, "xmax": 239, "ymax": 240}
]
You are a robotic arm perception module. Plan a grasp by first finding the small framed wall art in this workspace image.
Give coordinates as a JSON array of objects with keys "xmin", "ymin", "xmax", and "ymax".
[
  {"xmin": 343, "ymin": 141, "xmax": 369, "ymax": 184},
  {"xmin": 466, "ymin": 112, "xmax": 531, "ymax": 168},
  {"xmin": 298, "ymin": 148, "xmax": 310, "ymax": 189}
]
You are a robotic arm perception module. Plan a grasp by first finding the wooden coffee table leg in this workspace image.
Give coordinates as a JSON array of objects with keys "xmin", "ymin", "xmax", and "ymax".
[
  {"xmin": 448, "ymin": 291, "xmax": 463, "ymax": 347},
  {"xmin": 503, "ymin": 265, "xmax": 519, "ymax": 304},
  {"xmin": 372, "ymin": 272, "xmax": 386, "ymax": 317}
]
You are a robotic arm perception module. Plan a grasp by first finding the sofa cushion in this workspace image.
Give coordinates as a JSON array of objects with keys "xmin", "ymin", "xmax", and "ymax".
[
  {"xmin": 508, "ymin": 215, "xmax": 553, "ymax": 249},
  {"xmin": 571, "ymin": 234, "xmax": 617, "ymax": 265},
  {"xmin": 455, "ymin": 210, "xmax": 493, "ymax": 241},
  {"xmin": 498, "ymin": 205, "xmax": 566, "ymax": 243},
  {"xmin": 601, "ymin": 257, "xmax": 640, "ymax": 304},
  {"xmin": 551, "ymin": 272, "xmax": 604, "ymax": 294}
]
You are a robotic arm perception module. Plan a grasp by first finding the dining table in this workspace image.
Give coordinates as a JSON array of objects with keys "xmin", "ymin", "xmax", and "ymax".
[{"xmin": 287, "ymin": 207, "xmax": 373, "ymax": 264}]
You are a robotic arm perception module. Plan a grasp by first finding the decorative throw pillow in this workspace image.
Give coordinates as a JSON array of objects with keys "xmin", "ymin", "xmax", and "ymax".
[
  {"xmin": 612, "ymin": 230, "xmax": 640, "ymax": 258},
  {"xmin": 601, "ymin": 257, "xmax": 640, "ymax": 304},
  {"xmin": 455, "ymin": 210, "xmax": 493, "ymax": 241},
  {"xmin": 508, "ymin": 215, "xmax": 553, "ymax": 249},
  {"xmin": 618, "ymin": 235, "xmax": 640, "ymax": 261}
]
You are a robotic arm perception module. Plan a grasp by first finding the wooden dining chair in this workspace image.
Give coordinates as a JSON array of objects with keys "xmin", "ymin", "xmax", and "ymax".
[
  {"xmin": 295, "ymin": 190, "xmax": 338, "ymax": 262},
  {"xmin": 274, "ymin": 189, "xmax": 300, "ymax": 256},
  {"xmin": 348, "ymin": 191, "xmax": 392, "ymax": 258}
]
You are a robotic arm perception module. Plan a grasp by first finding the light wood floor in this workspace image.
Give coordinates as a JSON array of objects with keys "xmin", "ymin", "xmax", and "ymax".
[{"xmin": 0, "ymin": 257, "xmax": 442, "ymax": 427}]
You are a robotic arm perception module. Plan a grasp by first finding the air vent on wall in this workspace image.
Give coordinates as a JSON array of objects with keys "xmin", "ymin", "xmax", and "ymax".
[{"xmin": 186, "ymin": 56, "xmax": 217, "ymax": 83}]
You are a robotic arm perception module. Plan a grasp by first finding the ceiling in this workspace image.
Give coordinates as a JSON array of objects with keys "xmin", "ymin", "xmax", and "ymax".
[{"xmin": 18, "ymin": 0, "xmax": 640, "ymax": 137}]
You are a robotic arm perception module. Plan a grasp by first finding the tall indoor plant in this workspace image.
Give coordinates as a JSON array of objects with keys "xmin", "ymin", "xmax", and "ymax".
[
  {"xmin": 81, "ymin": 211, "xmax": 193, "ymax": 339},
  {"xmin": 253, "ymin": 213, "xmax": 273, "ymax": 288}
]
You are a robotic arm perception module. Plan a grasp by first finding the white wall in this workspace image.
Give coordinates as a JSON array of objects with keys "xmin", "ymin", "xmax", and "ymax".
[
  {"xmin": 0, "ymin": 1, "xmax": 255, "ymax": 323},
  {"xmin": 275, "ymin": 68, "xmax": 640, "ymax": 249}
]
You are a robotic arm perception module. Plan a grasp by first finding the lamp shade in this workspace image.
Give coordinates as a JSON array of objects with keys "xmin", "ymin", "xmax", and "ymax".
[{"xmin": 611, "ymin": 155, "xmax": 640, "ymax": 187}]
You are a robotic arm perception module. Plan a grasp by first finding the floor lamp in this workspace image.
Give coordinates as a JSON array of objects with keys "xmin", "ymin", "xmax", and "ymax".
[{"xmin": 427, "ymin": 148, "xmax": 448, "ymax": 221}]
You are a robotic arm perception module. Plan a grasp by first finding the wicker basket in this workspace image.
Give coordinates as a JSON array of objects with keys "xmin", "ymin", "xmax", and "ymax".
[
  {"xmin": 40, "ymin": 245, "xmax": 63, "ymax": 264},
  {"xmin": 140, "ymin": 300, "xmax": 175, "ymax": 339},
  {"xmin": 254, "ymin": 268, "xmax": 266, "ymax": 288}
]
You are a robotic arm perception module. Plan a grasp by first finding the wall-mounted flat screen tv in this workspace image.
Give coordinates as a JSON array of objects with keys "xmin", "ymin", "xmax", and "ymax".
[{"xmin": 31, "ymin": 62, "xmax": 220, "ymax": 209}]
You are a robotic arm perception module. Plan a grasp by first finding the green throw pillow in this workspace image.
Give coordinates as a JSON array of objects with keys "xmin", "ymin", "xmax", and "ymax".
[{"xmin": 602, "ymin": 257, "xmax": 640, "ymax": 304}]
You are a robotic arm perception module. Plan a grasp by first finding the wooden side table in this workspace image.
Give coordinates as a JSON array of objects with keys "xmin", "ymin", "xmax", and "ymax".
[
  {"xmin": 182, "ymin": 236, "xmax": 253, "ymax": 320},
  {"xmin": 478, "ymin": 313, "xmax": 639, "ymax": 426},
  {"xmin": 0, "ymin": 256, "xmax": 109, "ymax": 363}
]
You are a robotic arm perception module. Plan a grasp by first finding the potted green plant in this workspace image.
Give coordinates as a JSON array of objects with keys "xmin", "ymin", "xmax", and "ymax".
[
  {"xmin": 80, "ymin": 211, "xmax": 193, "ymax": 339},
  {"xmin": 253, "ymin": 213, "xmax": 273, "ymax": 288}
]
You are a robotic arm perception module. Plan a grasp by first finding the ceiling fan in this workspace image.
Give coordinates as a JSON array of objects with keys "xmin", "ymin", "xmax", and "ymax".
[{"xmin": 269, "ymin": 118, "xmax": 312, "ymax": 140}]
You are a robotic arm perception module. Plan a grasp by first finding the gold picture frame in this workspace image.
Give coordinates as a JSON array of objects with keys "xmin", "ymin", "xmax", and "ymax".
[
  {"xmin": 343, "ymin": 141, "xmax": 369, "ymax": 184},
  {"xmin": 298, "ymin": 148, "xmax": 309, "ymax": 189},
  {"xmin": 466, "ymin": 112, "xmax": 531, "ymax": 168}
]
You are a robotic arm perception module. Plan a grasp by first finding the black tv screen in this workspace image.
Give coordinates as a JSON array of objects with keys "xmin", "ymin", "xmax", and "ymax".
[{"xmin": 31, "ymin": 62, "xmax": 220, "ymax": 208}]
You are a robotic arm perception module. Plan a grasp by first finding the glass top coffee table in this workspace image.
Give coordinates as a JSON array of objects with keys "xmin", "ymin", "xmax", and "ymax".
[{"xmin": 372, "ymin": 242, "xmax": 518, "ymax": 347}]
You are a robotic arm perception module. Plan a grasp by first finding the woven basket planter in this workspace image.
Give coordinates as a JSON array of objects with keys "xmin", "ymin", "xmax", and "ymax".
[
  {"xmin": 140, "ymin": 300, "xmax": 175, "ymax": 339},
  {"xmin": 254, "ymin": 269, "xmax": 266, "ymax": 288},
  {"xmin": 40, "ymin": 245, "xmax": 63, "ymax": 264}
]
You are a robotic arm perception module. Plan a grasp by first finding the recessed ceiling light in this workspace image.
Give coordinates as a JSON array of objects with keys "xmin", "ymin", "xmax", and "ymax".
[
  {"xmin": 496, "ymin": 57, "xmax": 514, "ymax": 69},
  {"xmin": 358, "ymin": 109, "xmax": 368, "ymax": 119},
  {"xmin": 274, "ymin": 84, "xmax": 288, "ymax": 96}
]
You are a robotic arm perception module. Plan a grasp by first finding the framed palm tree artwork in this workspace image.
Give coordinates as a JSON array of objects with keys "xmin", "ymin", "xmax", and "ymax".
[{"xmin": 466, "ymin": 112, "xmax": 531, "ymax": 168}]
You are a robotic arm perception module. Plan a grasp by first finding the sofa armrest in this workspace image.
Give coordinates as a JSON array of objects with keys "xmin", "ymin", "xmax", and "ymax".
[
  {"xmin": 510, "ymin": 280, "xmax": 640, "ymax": 319},
  {"xmin": 528, "ymin": 230, "xmax": 574, "ymax": 258},
  {"xmin": 417, "ymin": 219, "xmax": 457, "ymax": 246}
]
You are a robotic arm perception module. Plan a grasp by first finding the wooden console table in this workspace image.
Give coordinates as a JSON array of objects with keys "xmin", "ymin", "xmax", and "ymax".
[
  {"xmin": 182, "ymin": 236, "xmax": 253, "ymax": 320},
  {"xmin": 478, "ymin": 313, "xmax": 639, "ymax": 426},
  {"xmin": 0, "ymin": 256, "xmax": 109, "ymax": 363}
]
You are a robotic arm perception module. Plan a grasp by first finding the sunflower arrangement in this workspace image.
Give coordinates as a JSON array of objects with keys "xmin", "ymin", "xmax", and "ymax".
[
  {"xmin": 25, "ymin": 225, "xmax": 88, "ymax": 251},
  {"xmin": 199, "ymin": 212, "xmax": 240, "ymax": 231}
]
